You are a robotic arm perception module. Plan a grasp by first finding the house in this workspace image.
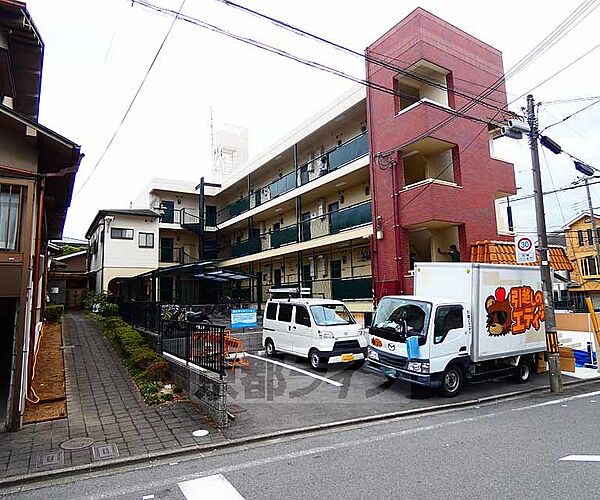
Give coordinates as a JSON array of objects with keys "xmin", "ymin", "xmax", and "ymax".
[
  {"xmin": 48, "ymin": 250, "xmax": 90, "ymax": 308},
  {"xmin": 0, "ymin": 0, "xmax": 83, "ymax": 431},
  {"xmin": 85, "ymin": 209, "xmax": 160, "ymax": 297},
  {"xmin": 563, "ymin": 213, "xmax": 600, "ymax": 309},
  {"xmin": 88, "ymin": 8, "xmax": 518, "ymax": 327}
]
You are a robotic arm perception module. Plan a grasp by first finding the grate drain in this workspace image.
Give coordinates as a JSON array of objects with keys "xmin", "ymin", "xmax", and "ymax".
[
  {"xmin": 60, "ymin": 437, "xmax": 95, "ymax": 450},
  {"xmin": 92, "ymin": 443, "xmax": 119, "ymax": 461},
  {"xmin": 36, "ymin": 451, "xmax": 65, "ymax": 468}
]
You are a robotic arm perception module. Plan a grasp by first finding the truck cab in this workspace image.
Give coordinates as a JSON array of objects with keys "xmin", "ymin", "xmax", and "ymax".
[{"xmin": 367, "ymin": 295, "xmax": 471, "ymax": 396}]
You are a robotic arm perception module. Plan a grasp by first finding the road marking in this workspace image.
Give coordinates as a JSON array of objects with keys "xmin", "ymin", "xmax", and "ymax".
[
  {"xmin": 246, "ymin": 353, "xmax": 343, "ymax": 387},
  {"xmin": 179, "ymin": 474, "xmax": 245, "ymax": 499},
  {"xmin": 511, "ymin": 390, "xmax": 600, "ymax": 412},
  {"xmin": 560, "ymin": 455, "xmax": 600, "ymax": 462},
  {"xmin": 142, "ymin": 496, "xmax": 154, "ymax": 500}
]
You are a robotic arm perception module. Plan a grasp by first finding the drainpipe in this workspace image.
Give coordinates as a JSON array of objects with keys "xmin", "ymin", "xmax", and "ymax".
[{"xmin": 27, "ymin": 178, "xmax": 45, "ymax": 392}]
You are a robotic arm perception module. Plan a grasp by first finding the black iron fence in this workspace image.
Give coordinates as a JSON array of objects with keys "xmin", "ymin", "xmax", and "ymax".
[{"xmin": 118, "ymin": 301, "xmax": 226, "ymax": 378}]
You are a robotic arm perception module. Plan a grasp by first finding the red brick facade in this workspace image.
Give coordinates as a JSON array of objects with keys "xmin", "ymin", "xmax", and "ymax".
[{"xmin": 367, "ymin": 8, "xmax": 516, "ymax": 300}]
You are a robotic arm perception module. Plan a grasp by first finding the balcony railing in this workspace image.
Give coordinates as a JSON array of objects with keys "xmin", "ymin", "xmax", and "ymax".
[
  {"xmin": 259, "ymin": 275, "xmax": 372, "ymax": 302},
  {"xmin": 216, "ymin": 131, "xmax": 369, "ymax": 225},
  {"xmin": 160, "ymin": 246, "xmax": 198, "ymax": 265},
  {"xmin": 220, "ymin": 200, "xmax": 371, "ymax": 260}
]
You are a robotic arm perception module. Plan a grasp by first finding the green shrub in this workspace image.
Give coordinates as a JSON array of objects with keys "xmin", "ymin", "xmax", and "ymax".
[
  {"xmin": 92, "ymin": 309, "xmax": 174, "ymax": 404},
  {"xmin": 101, "ymin": 303, "xmax": 120, "ymax": 317},
  {"xmin": 45, "ymin": 304, "xmax": 64, "ymax": 322},
  {"xmin": 143, "ymin": 360, "xmax": 169, "ymax": 381}
]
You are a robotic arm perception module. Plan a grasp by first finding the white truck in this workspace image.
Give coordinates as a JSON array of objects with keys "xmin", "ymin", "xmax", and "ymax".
[{"xmin": 366, "ymin": 263, "xmax": 547, "ymax": 396}]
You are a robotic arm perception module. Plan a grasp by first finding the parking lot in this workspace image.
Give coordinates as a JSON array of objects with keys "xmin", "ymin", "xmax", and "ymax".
[{"xmin": 222, "ymin": 352, "xmax": 559, "ymax": 440}]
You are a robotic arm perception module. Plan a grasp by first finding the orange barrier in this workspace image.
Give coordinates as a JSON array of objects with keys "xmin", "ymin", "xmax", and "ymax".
[{"xmin": 224, "ymin": 334, "xmax": 249, "ymax": 370}]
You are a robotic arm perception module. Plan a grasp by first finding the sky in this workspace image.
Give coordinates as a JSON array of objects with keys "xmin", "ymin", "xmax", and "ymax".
[{"xmin": 25, "ymin": 0, "xmax": 600, "ymax": 241}]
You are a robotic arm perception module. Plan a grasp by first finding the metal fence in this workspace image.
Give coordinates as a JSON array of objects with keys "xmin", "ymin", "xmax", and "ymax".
[{"xmin": 118, "ymin": 301, "xmax": 226, "ymax": 378}]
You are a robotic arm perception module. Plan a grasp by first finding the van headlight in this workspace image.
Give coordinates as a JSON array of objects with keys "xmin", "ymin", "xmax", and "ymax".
[
  {"xmin": 407, "ymin": 361, "xmax": 430, "ymax": 374},
  {"xmin": 319, "ymin": 331, "xmax": 334, "ymax": 339},
  {"xmin": 367, "ymin": 348, "xmax": 379, "ymax": 361}
]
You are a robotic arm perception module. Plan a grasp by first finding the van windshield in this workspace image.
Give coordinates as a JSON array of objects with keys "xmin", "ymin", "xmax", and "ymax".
[
  {"xmin": 310, "ymin": 304, "xmax": 355, "ymax": 326},
  {"xmin": 372, "ymin": 298, "xmax": 431, "ymax": 342}
]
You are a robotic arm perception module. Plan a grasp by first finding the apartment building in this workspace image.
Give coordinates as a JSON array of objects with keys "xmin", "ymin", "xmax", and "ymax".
[
  {"xmin": 563, "ymin": 213, "xmax": 600, "ymax": 308},
  {"xmin": 0, "ymin": 0, "xmax": 83, "ymax": 431},
  {"xmin": 93, "ymin": 8, "xmax": 516, "ymax": 326}
]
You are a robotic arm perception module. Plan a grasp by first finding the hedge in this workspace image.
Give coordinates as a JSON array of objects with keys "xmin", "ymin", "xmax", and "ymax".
[
  {"xmin": 45, "ymin": 304, "xmax": 64, "ymax": 322},
  {"xmin": 97, "ymin": 316, "xmax": 168, "ymax": 383}
]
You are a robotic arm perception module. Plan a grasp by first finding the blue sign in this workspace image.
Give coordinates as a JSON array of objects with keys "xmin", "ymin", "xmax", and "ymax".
[{"xmin": 231, "ymin": 308, "xmax": 257, "ymax": 329}]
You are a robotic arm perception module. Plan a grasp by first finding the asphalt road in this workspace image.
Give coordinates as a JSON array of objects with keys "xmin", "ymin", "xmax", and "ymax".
[{"xmin": 5, "ymin": 382, "xmax": 600, "ymax": 500}]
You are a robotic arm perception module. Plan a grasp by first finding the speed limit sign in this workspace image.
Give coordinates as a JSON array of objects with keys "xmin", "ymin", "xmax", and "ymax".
[{"xmin": 515, "ymin": 235, "xmax": 535, "ymax": 263}]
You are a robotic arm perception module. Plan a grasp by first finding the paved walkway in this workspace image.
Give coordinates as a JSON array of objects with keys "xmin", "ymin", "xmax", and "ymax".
[{"xmin": 0, "ymin": 312, "xmax": 224, "ymax": 479}]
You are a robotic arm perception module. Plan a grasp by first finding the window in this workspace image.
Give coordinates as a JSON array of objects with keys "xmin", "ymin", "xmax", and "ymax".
[
  {"xmin": 310, "ymin": 304, "xmax": 355, "ymax": 326},
  {"xmin": 588, "ymin": 229, "xmax": 595, "ymax": 246},
  {"xmin": 295, "ymin": 306, "xmax": 311, "ymax": 327},
  {"xmin": 434, "ymin": 306, "xmax": 464, "ymax": 344},
  {"xmin": 266, "ymin": 303, "xmax": 278, "ymax": 320},
  {"xmin": 278, "ymin": 303, "xmax": 293, "ymax": 322},
  {"xmin": 396, "ymin": 82, "xmax": 420, "ymax": 111},
  {"xmin": 111, "ymin": 228, "xmax": 134, "ymax": 240},
  {"xmin": 578, "ymin": 230, "xmax": 585, "ymax": 246},
  {"xmin": 582, "ymin": 256, "xmax": 599, "ymax": 276},
  {"xmin": 139, "ymin": 232, "xmax": 154, "ymax": 248},
  {"xmin": 0, "ymin": 184, "xmax": 23, "ymax": 251}
]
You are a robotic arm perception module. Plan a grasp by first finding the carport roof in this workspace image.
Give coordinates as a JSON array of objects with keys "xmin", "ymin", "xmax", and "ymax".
[{"xmin": 130, "ymin": 261, "xmax": 255, "ymax": 281}]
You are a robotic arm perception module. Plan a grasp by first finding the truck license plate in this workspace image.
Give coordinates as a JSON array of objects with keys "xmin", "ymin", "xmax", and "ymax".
[{"xmin": 341, "ymin": 354, "xmax": 354, "ymax": 362}]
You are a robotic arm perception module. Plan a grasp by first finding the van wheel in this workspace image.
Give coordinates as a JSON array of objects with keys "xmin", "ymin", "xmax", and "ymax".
[
  {"xmin": 439, "ymin": 365, "xmax": 463, "ymax": 397},
  {"xmin": 309, "ymin": 349, "xmax": 326, "ymax": 371},
  {"xmin": 514, "ymin": 357, "xmax": 532, "ymax": 384},
  {"xmin": 265, "ymin": 339, "xmax": 276, "ymax": 357}
]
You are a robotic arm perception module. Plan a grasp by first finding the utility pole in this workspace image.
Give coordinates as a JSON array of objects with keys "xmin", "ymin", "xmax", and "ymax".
[{"xmin": 526, "ymin": 94, "xmax": 563, "ymax": 394}]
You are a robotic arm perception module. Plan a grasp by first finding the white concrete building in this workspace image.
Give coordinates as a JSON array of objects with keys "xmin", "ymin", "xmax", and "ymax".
[{"xmin": 85, "ymin": 209, "xmax": 160, "ymax": 294}]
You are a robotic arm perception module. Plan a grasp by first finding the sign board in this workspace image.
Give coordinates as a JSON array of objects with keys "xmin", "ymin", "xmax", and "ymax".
[
  {"xmin": 515, "ymin": 235, "xmax": 536, "ymax": 264},
  {"xmin": 231, "ymin": 308, "xmax": 257, "ymax": 329}
]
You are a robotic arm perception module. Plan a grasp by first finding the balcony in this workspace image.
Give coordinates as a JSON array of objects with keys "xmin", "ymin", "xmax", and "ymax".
[
  {"xmin": 231, "ymin": 238, "xmax": 261, "ymax": 258},
  {"xmin": 219, "ymin": 200, "xmax": 372, "ymax": 261},
  {"xmin": 332, "ymin": 277, "xmax": 372, "ymax": 300},
  {"xmin": 216, "ymin": 131, "xmax": 369, "ymax": 225},
  {"xmin": 159, "ymin": 246, "xmax": 198, "ymax": 265},
  {"xmin": 271, "ymin": 225, "xmax": 298, "ymax": 248}
]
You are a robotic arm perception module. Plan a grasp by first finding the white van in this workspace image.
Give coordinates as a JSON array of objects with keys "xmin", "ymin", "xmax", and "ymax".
[{"xmin": 262, "ymin": 298, "xmax": 368, "ymax": 370}]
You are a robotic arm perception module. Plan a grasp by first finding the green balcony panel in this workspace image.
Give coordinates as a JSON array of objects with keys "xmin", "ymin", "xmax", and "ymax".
[
  {"xmin": 332, "ymin": 277, "xmax": 372, "ymax": 300},
  {"xmin": 231, "ymin": 238, "xmax": 261, "ymax": 258},
  {"xmin": 328, "ymin": 132, "xmax": 369, "ymax": 171},
  {"xmin": 330, "ymin": 201, "xmax": 372, "ymax": 234},
  {"xmin": 271, "ymin": 226, "xmax": 297, "ymax": 248}
]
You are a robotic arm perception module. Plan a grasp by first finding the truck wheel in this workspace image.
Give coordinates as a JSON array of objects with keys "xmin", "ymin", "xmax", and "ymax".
[
  {"xmin": 265, "ymin": 339, "xmax": 276, "ymax": 357},
  {"xmin": 514, "ymin": 357, "xmax": 532, "ymax": 384},
  {"xmin": 439, "ymin": 365, "xmax": 463, "ymax": 397},
  {"xmin": 309, "ymin": 349, "xmax": 327, "ymax": 371}
]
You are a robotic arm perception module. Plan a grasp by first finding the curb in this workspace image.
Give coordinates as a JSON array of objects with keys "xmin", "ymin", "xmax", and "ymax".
[{"xmin": 1, "ymin": 376, "xmax": 599, "ymax": 490}]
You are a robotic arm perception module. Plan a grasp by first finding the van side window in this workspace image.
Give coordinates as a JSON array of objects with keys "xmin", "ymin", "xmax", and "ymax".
[
  {"xmin": 295, "ymin": 306, "xmax": 311, "ymax": 327},
  {"xmin": 278, "ymin": 303, "xmax": 293, "ymax": 323},
  {"xmin": 266, "ymin": 303, "xmax": 278, "ymax": 320},
  {"xmin": 434, "ymin": 306, "xmax": 463, "ymax": 344}
]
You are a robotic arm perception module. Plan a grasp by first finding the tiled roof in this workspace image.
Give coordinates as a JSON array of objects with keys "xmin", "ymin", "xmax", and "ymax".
[{"xmin": 470, "ymin": 240, "xmax": 573, "ymax": 271}]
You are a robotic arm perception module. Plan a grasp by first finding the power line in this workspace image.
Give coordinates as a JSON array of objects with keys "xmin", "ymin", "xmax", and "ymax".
[
  {"xmin": 211, "ymin": 0, "xmax": 512, "ymax": 116},
  {"xmin": 73, "ymin": 0, "xmax": 187, "ymax": 198},
  {"xmin": 498, "ymin": 177, "xmax": 600, "ymax": 203},
  {"xmin": 130, "ymin": 0, "xmax": 499, "ymax": 129},
  {"xmin": 541, "ymin": 97, "xmax": 600, "ymax": 132}
]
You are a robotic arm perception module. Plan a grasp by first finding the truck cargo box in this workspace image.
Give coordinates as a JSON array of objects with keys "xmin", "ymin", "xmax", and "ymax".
[{"xmin": 414, "ymin": 263, "xmax": 546, "ymax": 362}]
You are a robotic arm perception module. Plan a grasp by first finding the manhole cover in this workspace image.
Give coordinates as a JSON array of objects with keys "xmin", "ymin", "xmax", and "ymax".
[
  {"xmin": 36, "ymin": 451, "xmax": 65, "ymax": 468},
  {"xmin": 60, "ymin": 437, "xmax": 95, "ymax": 450}
]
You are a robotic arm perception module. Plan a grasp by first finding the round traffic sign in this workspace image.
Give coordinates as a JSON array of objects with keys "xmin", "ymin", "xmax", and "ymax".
[{"xmin": 517, "ymin": 236, "xmax": 533, "ymax": 252}]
